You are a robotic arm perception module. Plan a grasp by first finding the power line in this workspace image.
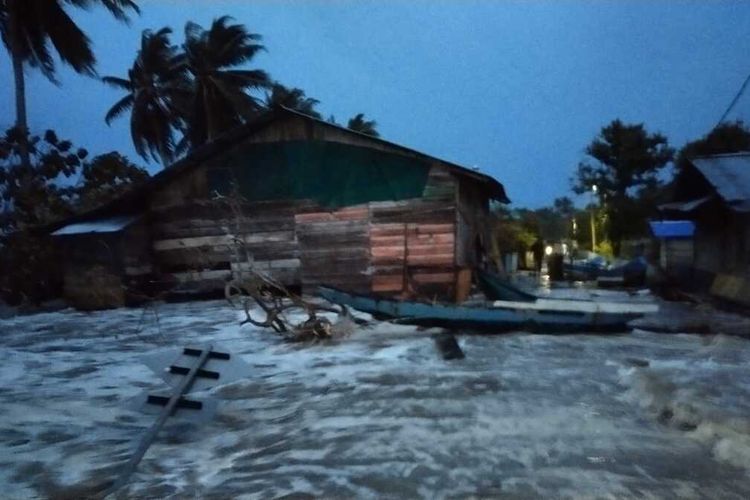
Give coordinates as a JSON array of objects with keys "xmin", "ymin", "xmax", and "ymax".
[{"xmin": 714, "ymin": 71, "xmax": 750, "ymax": 129}]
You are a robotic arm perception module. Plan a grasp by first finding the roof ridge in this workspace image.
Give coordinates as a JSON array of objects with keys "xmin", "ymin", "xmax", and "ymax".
[{"xmin": 693, "ymin": 151, "xmax": 750, "ymax": 160}]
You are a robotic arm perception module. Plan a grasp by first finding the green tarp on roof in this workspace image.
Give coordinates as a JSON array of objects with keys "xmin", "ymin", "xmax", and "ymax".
[{"xmin": 207, "ymin": 140, "xmax": 431, "ymax": 208}]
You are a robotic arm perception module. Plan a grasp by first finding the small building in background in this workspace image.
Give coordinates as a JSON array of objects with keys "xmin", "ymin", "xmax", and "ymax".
[
  {"xmin": 659, "ymin": 152, "xmax": 750, "ymax": 303},
  {"xmin": 648, "ymin": 220, "xmax": 694, "ymax": 283},
  {"xmin": 50, "ymin": 107, "xmax": 509, "ymax": 309},
  {"xmin": 51, "ymin": 216, "xmax": 152, "ymax": 309}
]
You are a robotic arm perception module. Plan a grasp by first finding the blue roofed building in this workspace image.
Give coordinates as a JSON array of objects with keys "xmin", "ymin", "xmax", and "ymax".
[
  {"xmin": 648, "ymin": 220, "xmax": 695, "ymax": 283},
  {"xmin": 658, "ymin": 152, "xmax": 750, "ymax": 302}
]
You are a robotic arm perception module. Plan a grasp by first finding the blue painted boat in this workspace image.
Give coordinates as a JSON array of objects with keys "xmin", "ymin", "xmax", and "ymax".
[
  {"xmin": 477, "ymin": 269, "xmax": 538, "ymax": 302},
  {"xmin": 318, "ymin": 286, "xmax": 651, "ymax": 332}
]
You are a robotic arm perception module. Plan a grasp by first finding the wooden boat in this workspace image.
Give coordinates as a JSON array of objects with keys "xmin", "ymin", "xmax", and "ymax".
[
  {"xmin": 477, "ymin": 269, "xmax": 537, "ymax": 302},
  {"xmin": 318, "ymin": 286, "xmax": 657, "ymax": 332}
]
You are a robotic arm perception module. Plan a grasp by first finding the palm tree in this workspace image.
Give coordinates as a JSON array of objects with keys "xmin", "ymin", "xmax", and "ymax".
[
  {"xmin": 347, "ymin": 113, "xmax": 379, "ymax": 137},
  {"xmin": 0, "ymin": 0, "xmax": 139, "ymax": 168},
  {"xmin": 265, "ymin": 83, "xmax": 321, "ymax": 119},
  {"xmin": 102, "ymin": 27, "xmax": 190, "ymax": 166},
  {"xmin": 182, "ymin": 16, "xmax": 271, "ymax": 147}
]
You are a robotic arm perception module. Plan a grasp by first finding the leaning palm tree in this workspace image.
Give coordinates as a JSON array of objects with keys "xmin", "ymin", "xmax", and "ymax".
[
  {"xmin": 265, "ymin": 83, "xmax": 321, "ymax": 119},
  {"xmin": 347, "ymin": 113, "xmax": 379, "ymax": 137},
  {"xmin": 182, "ymin": 16, "xmax": 271, "ymax": 147},
  {"xmin": 102, "ymin": 27, "xmax": 190, "ymax": 166},
  {"xmin": 0, "ymin": 0, "xmax": 139, "ymax": 168}
]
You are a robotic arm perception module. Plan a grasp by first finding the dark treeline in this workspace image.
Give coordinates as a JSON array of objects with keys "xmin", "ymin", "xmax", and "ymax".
[{"xmin": 498, "ymin": 119, "xmax": 750, "ymax": 259}]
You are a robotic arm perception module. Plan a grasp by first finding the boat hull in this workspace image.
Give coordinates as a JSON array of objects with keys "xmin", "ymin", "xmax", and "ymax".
[
  {"xmin": 319, "ymin": 287, "xmax": 641, "ymax": 333},
  {"xmin": 477, "ymin": 269, "xmax": 537, "ymax": 302}
]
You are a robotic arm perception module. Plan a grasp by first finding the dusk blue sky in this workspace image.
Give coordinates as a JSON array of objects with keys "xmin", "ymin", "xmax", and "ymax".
[{"xmin": 2, "ymin": 1, "xmax": 750, "ymax": 207}]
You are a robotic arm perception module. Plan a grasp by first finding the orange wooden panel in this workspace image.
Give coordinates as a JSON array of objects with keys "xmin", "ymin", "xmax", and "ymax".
[
  {"xmin": 372, "ymin": 274, "xmax": 404, "ymax": 292},
  {"xmin": 406, "ymin": 233, "xmax": 455, "ymax": 245},
  {"xmin": 407, "ymin": 254, "xmax": 455, "ymax": 266},
  {"xmin": 371, "ymin": 246, "xmax": 406, "ymax": 259},
  {"xmin": 412, "ymin": 272, "xmax": 455, "ymax": 284},
  {"xmin": 295, "ymin": 212, "xmax": 334, "ymax": 223},
  {"xmin": 370, "ymin": 223, "xmax": 407, "ymax": 237},
  {"xmin": 402, "ymin": 243, "xmax": 455, "ymax": 256},
  {"xmin": 455, "ymin": 267, "xmax": 472, "ymax": 302},
  {"xmin": 333, "ymin": 206, "xmax": 369, "ymax": 220},
  {"xmin": 411, "ymin": 223, "xmax": 454, "ymax": 234},
  {"xmin": 370, "ymin": 235, "xmax": 406, "ymax": 246}
]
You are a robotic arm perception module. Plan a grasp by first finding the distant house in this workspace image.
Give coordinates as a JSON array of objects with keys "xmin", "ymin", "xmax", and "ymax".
[
  {"xmin": 658, "ymin": 152, "xmax": 750, "ymax": 302},
  {"xmin": 50, "ymin": 107, "xmax": 509, "ymax": 309},
  {"xmin": 648, "ymin": 220, "xmax": 695, "ymax": 283}
]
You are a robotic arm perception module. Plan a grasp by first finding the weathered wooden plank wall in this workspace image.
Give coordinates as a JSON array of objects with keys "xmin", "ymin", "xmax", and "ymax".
[
  {"xmin": 140, "ymin": 115, "xmax": 493, "ymax": 298},
  {"xmin": 663, "ymin": 239, "xmax": 693, "ymax": 270},
  {"xmin": 148, "ymin": 190, "xmax": 465, "ymax": 296},
  {"xmin": 121, "ymin": 221, "xmax": 154, "ymax": 296},
  {"xmin": 296, "ymin": 205, "xmax": 371, "ymax": 292},
  {"xmin": 455, "ymin": 179, "xmax": 490, "ymax": 268},
  {"xmin": 149, "ymin": 198, "xmax": 310, "ymax": 292},
  {"xmin": 368, "ymin": 164, "xmax": 459, "ymax": 296},
  {"xmin": 370, "ymin": 222, "xmax": 456, "ymax": 293}
]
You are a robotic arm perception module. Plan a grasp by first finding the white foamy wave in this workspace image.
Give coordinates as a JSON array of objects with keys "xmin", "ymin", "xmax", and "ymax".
[{"xmin": 619, "ymin": 351, "xmax": 750, "ymax": 473}]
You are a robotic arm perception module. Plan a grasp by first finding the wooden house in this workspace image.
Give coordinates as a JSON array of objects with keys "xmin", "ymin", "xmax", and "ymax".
[
  {"xmin": 659, "ymin": 152, "xmax": 750, "ymax": 302},
  {"xmin": 51, "ymin": 215, "xmax": 152, "ymax": 309},
  {"xmin": 50, "ymin": 107, "xmax": 509, "ymax": 308}
]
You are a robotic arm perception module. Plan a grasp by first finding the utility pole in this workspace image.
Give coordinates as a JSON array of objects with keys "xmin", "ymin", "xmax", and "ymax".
[{"xmin": 590, "ymin": 185, "xmax": 598, "ymax": 252}]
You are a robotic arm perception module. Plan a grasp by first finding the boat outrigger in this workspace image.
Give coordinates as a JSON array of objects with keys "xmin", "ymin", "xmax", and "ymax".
[{"xmin": 318, "ymin": 281, "xmax": 658, "ymax": 333}]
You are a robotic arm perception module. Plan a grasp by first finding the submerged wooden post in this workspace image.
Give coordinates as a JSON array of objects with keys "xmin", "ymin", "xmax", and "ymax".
[{"xmin": 434, "ymin": 333, "xmax": 465, "ymax": 360}]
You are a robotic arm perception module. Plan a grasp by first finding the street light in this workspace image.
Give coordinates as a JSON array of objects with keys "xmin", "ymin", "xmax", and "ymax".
[
  {"xmin": 568, "ymin": 218, "xmax": 579, "ymax": 264},
  {"xmin": 590, "ymin": 185, "xmax": 598, "ymax": 252}
]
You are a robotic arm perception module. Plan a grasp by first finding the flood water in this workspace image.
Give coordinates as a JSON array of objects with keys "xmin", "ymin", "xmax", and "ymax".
[{"xmin": 1, "ymin": 299, "xmax": 749, "ymax": 498}]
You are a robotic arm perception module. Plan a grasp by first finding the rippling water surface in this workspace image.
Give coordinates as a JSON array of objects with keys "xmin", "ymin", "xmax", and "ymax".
[{"xmin": 1, "ymin": 300, "xmax": 749, "ymax": 498}]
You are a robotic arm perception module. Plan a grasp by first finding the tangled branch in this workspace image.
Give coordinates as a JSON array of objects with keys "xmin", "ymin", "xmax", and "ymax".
[{"xmin": 225, "ymin": 269, "xmax": 354, "ymax": 342}]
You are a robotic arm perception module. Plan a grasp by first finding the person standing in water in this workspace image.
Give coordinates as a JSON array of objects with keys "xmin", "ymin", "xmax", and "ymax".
[{"xmin": 531, "ymin": 238, "xmax": 545, "ymax": 274}]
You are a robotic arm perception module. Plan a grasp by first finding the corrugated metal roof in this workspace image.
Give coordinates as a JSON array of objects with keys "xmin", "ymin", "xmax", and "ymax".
[
  {"xmin": 658, "ymin": 195, "xmax": 713, "ymax": 213},
  {"xmin": 51, "ymin": 215, "xmax": 139, "ymax": 236},
  {"xmin": 649, "ymin": 220, "xmax": 695, "ymax": 238},
  {"xmin": 691, "ymin": 153, "xmax": 750, "ymax": 210}
]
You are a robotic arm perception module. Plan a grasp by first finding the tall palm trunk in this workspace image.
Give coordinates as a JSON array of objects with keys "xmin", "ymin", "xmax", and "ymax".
[{"xmin": 10, "ymin": 37, "xmax": 31, "ymax": 169}]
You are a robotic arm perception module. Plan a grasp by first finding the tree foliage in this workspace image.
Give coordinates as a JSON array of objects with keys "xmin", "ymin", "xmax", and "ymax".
[
  {"xmin": 183, "ymin": 16, "xmax": 271, "ymax": 146},
  {"xmin": 0, "ymin": 127, "xmax": 86, "ymax": 230},
  {"xmin": 1, "ymin": 0, "xmax": 139, "ymax": 170},
  {"xmin": 0, "ymin": 127, "xmax": 148, "ymax": 230},
  {"xmin": 0, "ymin": 127, "xmax": 148, "ymax": 304},
  {"xmin": 572, "ymin": 119, "xmax": 674, "ymax": 255},
  {"xmin": 75, "ymin": 152, "xmax": 149, "ymax": 211},
  {"xmin": 675, "ymin": 121, "xmax": 750, "ymax": 172},
  {"xmin": 553, "ymin": 196, "xmax": 575, "ymax": 219},
  {"xmin": 0, "ymin": 0, "xmax": 138, "ymax": 81},
  {"xmin": 347, "ymin": 113, "xmax": 379, "ymax": 137},
  {"xmin": 105, "ymin": 17, "xmax": 274, "ymax": 162},
  {"xmin": 489, "ymin": 206, "xmax": 536, "ymax": 254},
  {"xmin": 102, "ymin": 27, "xmax": 190, "ymax": 165},
  {"xmin": 265, "ymin": 83, "xmax": 321, "ymax": 119},
  {"xmin": 102, "ymin": 16, "xmax": 389, "ymax": 163}
]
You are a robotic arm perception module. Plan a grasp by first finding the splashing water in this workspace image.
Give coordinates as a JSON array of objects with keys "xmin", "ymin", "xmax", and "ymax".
[{"xmin": 1, "ymin": 301, "xmax": 749, "ymax": 498}]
